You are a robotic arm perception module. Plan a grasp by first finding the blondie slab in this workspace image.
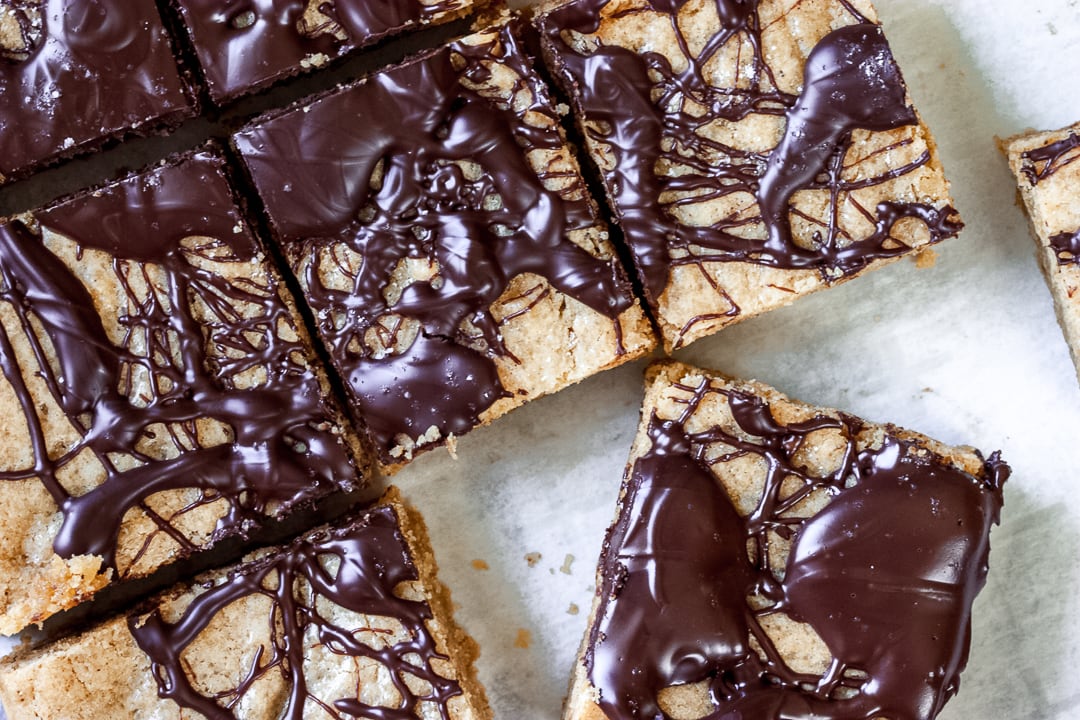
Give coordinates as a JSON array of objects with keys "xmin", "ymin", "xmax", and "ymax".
[
  {"xmin": 0, "ymin": 0, "xmax": 195, "ymax": 185},
  {"xmin": 534, "ymin": 0, "xmax": 962, "ymax": 351},
  {"xmin": 234, "ymin": 21, "xmax": 655, "ymax": 471},
  {"xmin": 0, "ymin": 150, "xmax": 364, "ymax": 634},
  {"xmin": 1004, "ymin": 122, "xmax": 1080, "ymax": 383},
  {"xmin": 567, "ymin": 361, "xmax": 1007, "ymax": 720},
  {"xmin": 0, "ymin": 489, "xmax": 490, "ymax": 720},
  {"xmin": 168, "ymin": 0, "xmax": 488, "ymax": 104}
]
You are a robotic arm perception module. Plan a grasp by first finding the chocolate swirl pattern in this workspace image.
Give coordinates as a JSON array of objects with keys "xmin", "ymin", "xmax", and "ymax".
[
  {"xmin": 536, "ymin": 0, "xmax": 962, "ymax": 348},
  {"xmin": 0, "ymin": 0, "xmax": 191, "ymax": 183},
  {"xmin": 235, "ymin": 23, "xmax": 649, "ymax": 466},
  {"xmin": 130, "ymin": 504, "xmax": 463, "ymax": 720},
  {"xmin": 587, "ymin": 367, "xmax": 1007, "ymax": 720},
  {"xmin": 0, "ymin": 152, "xmax": 356, "ymax": 627},
  {"xmin": 1020, "ymin": 132, "xmax": 1080, "ymax": 186}
]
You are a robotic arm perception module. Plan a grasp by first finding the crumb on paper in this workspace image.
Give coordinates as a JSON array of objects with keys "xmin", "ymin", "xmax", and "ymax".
[
  {"xmin": 567, "ymin": 603, "xmax": 579, "ymax": 616},
  {"xmin": 470, "ymin": 559, "xmax": 489, "ymax": 571},
  {"xmin": 514, "ymin": 628, "xmax": 531, "ymax": 649},
  {"xmin": 915, "ymin": 248, "xmax": 937, "ymax": 269},
  {"xmin": 560, "ymin": 554, "xmax": 575, "ymax": 575},
  {"xmin": 525, "ymin": 552, "xmax": 542, "ymax": 567},
  {"xmin": 446, "ymin": 434, "xmax": 458, "ymax": 459}
]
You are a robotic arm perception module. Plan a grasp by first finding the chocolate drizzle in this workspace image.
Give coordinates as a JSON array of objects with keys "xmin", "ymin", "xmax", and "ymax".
[
  {"xmin": 0, "ymin": 151, "xmax": 355, "ymax": 575},
  {"xmin": 235, "ymin": 23, "xmax": 635, "ymax": 462},
  {"xmin": 0, "ymin": 0, "xmax": 191, "ymax": 180},
  {"xmin": 587, "ymin": 375, "xmax": 1007, "ymax": 720},
  {"xmin": 536, "ymin": 0, "xmax": 961, "ymax": 315},
  {"xmin": 175, "ymin": 0, "xmax": 466, "ymax": 103},
  {"xmin": 1049, "ymin": 228, "xmax": 1080, "ymax": 266},
  {"xmin": 130, "ymin": 504, "xmax": 463, "ymax": 720},
  {"xmin": 1021, "ymin": 132, "xmax": 1080, "ymax": 186}
]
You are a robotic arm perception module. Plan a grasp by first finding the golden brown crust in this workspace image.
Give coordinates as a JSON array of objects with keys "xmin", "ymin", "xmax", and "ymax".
[{"xmin": 1003, "ymin": 122, "xmax": 1080, "ymax": 385}]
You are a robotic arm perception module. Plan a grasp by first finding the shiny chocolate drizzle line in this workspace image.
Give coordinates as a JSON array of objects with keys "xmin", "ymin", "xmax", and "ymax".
[
  {"xmin": 1020, "ymin": 132, "xmax": 1080, "ymax": 186},
  {"xmin": 177, "ymin": 0, "xmax": 465, "ymax": 103},
  {"xmin": 0, "ymin": 152, "xmax": 354, "ymax": 574},
  {"xmin": 1049, "ymin": 228, "xmax": 1080, "ymax": 266},
  {"xmin": 235, "ymin": 23, "xmax": 634, "ymax": 462},
  {"xmin": 537, "ymin": 0, "xmax": 961, "ymax": 317},
  {"xmin": 131, "ymin": 504, "xmax": 462, "ymax": 720},
  {"xmin": 587, "ymin": 378, "xmax": 1008, "ymax": 720},
  {"xmin": 0, "ymin": 0, "xmax": 190, "ymax": 179}
]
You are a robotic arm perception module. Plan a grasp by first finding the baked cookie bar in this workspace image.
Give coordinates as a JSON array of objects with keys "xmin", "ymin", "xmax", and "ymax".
[
  {"xmin": 0, "ymin": 149, "xmax": 365, "ymax": 634},
  {"xmin": 0, "ymin": 489, "xmax": 491, "ymax": 720},
  {"xmin": 533, "ymin": 0, "xmax": 962, "ymax": 351},
  {"xmin": 0, "ymin": 0, "xmax": 196, "ymax": 185},
  {"xmin": 567, "ymin": 360, "xmax": 1007, "ymax": 720},
  {"xmin": 234, "ymin": 21, "xmax": 655, "ymax": 472},
  {"xmin": 1004, "ymin": 122, "xmax": 1080, "ymax": 383},
  {"xmin": 168, "ymin": 0, "xmax": 489, "ymax": 104}
]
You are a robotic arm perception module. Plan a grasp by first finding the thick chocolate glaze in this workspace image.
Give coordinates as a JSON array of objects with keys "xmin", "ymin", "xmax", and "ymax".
[
  {"xmin": 235, "ymin": 23, "xmax": 635, "ymax": 462},
  {"xmin": 587, "ymin": 377, "xmax": 1007, "ymax": 720},
  {"xmin": 0, "ymin": 151, "xmax": 356, "ymax": 574},
  {"xmin": 131, "ymin": 504, "xmax": 463, "ymax": 719},
  {"xmin": 1020, "ymin": 131, "xmax": 1080, "ymax": 186},
  {"xmin": 174, "ymin": 0, "xmax": 468, "ymax": 103},
  {"xmin": 536, "ymin": 0, "xmax": 961, "ymax": 313},
  {"xmin": 0, "ymin": 0, "xmax": 191, "ymax": 181}
]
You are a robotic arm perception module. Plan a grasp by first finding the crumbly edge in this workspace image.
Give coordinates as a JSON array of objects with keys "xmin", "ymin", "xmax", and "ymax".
[
  {"xmin": 563, "ymin": 359, "xmax": 991, "ymax": 720},
  {"xmin": 0, "ymin": 488, "xmax": 491, "ymax": 720},
  {"xmin": 531, "ymin": 0, "xmax": 959, "ymax": 354},
  {"xmin": 1002, "ymin": 122, "xmax": 1080, "ymax": 386},
  {"xmin": 386, "ymin": 487, "xmax": 494, "ymax": 720}
]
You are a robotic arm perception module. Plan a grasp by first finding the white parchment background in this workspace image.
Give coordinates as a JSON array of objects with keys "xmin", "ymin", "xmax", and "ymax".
[{"xmin": 3, "ymin": 0, "xmax": 1080, "ymax": 718}]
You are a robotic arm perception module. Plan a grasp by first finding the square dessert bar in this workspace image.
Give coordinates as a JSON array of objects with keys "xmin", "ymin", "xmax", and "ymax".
[
  {"xmin": 0, "ymin": 489, "xmax": 492, "ymax": 720},
  {"xmin": 534, "ymin": 0, "xmax": 963, "ymax": 351},
  {"xmin": 0, "ymin": 149, "xmax": 366, "ymax": 634},
  {"xmin": 0, "ymin": 0, "xmax": 195, "ymax": 185},
  {"xmin": 234, "ymin": 21, "xmax": 655, "ymax": 471},
  {"xmin": 567, "ymin": 361, "xmax": 1007, "ymax": 720},
  {"xmin": 169, "ymin": 0, "xmax": 489, "ymax": 104},
  {"xmin": 1004, "ymin": 122, "xmax": 1080, "ymax": 383}
]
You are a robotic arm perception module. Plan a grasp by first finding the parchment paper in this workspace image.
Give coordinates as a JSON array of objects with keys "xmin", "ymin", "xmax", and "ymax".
[{"xmin": 2, "ymin": 0, "xmax": 1079, "ymax": 718}]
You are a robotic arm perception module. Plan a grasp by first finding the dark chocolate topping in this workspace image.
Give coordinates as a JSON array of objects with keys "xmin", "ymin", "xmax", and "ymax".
[
  {"xmin": 131, "ymin": 504, "xmax": 463, "ymax": 720},
  {"xmin": 235, "ymin": 23, "xmax": 635, "ymax": 462},
  {"xmin": 537, "ymin": 0, "xmax": 961, "ymax": 317},
  {"xmin": 1049, "ymin": 228, "xmax": 1080, "ymax": 266},
  {"xmin": 1021, "ymin": 132, "xmax": 1080, "ymax": 186},
  {"xmin": 587, "ymin": 377, "xmax": 1007, "ymax": 720},
  {"xmin": 0, "ymin": 151, "xmax": 355, "ymax": 574},
  {"xmin": 175, "ymin": 0, "xmax": 464, "ymax": 103},
  {"xmin": 0, "ymin": 0, "xmax": 190, "ymax": 180}
]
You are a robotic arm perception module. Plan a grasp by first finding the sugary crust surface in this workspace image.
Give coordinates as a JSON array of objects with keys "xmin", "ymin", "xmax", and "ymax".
[
  {"xmin": 0, "ymin": 489, "xmax": 491, "ymax": 720},
  {"xmin": 1003, "ymin": 121, "xmax": 1080, "ymax": 385},
  {"xmin": 234, "ymin": 22, "xmax": 655, "ymax": 473},
  {"xmin": 534, "ymin": 0, "xmax": 959, "ymax": 352},
  {"xmin": 0, "ymin": 152, "xmax": 365, "ymax": 634},
  {"xmin": 566, "ymin": 360, "xmax": 994, "ymax": 720}
]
